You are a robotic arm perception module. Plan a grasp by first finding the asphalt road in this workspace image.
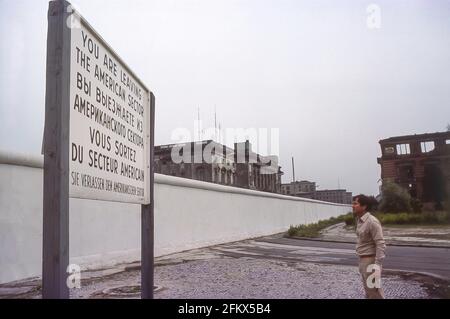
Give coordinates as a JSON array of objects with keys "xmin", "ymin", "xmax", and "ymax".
[{"xmin": 211, "ymin": 235, "xmax": 450, "ymax": 280}]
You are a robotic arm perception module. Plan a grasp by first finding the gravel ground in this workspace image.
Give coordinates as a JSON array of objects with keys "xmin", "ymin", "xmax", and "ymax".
[
  {"xmin": 153, "ymin": 257, "xmax": 429, "ymax": 299},
  {"xmin": 66, "ymin": 256, "xmax": 431, "ymax": 299},
  {"xmin": 0, "ymin": 244, "xmax": 442, "ymax": 299}
]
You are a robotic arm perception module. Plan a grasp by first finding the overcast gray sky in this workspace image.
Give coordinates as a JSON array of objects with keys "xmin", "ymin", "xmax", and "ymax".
[{"xmin": 1, "ymin": 0, "xmax": 449, "ymax": 195}]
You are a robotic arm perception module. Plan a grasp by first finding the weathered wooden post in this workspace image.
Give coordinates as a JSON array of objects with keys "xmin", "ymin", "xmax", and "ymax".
[{"xmin": 43, "ymin": 0, "xmax": 154, "ymax": 299}]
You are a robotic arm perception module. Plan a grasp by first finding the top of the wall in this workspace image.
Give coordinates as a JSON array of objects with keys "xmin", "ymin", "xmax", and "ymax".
[
  {"xmin": 0, "ymin": 150, "xmax": 351, "ymax": 207},
  {"xmin": 155, "ymin": 174, "xmax": 350, "ymax": 206},
  {"xmin": 0, "ymin": 150, "xmax": 44, "ymax": 169}
]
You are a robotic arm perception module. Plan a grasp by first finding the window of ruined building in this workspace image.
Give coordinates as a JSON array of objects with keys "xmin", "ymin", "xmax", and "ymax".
[
  {"xmin": 399, "ymin": 165, "xmax": 414, "ymax": 180},
  {"xmin": 396, "ymin": 144, "xmax": 410, "ymax": 155},
  {"xmin": 446, "ymin": 139, "xmax": 450, "ymax": 145},
  {"xmin": 420, "ymin": 141, "xmax": 435, "ymax": 153},
  {"xmin": 384, "ymin": 146, "xmax": 395, "ymax": 155}
]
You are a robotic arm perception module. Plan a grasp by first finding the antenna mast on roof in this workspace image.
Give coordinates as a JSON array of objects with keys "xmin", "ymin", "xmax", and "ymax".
[
  {"xmin": 292, "ymin": 157, "xmax": 295, "ymax": 183},
  {"xmin": 214, "ymin": 105, "xmax": 217, "ymax": 142},
  {"xmin": 197, "ymin": 107, "xmax": 201, "ymax": 141}
]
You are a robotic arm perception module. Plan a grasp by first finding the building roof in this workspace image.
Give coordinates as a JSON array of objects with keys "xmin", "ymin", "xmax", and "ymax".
[
  {"xmin": 155, "ymin": 140, "xmax": 283, "ymax": 170},
  {"xmin": 155, "ymin": 140, "xmax": 235, "ymax": 153},
  {"xmin": 315, "ymin": 189, "xmax": 349, "ymax": 193},
  {"xmin": 379, "ymin": 131, "xmax": 450, "ymax": 144},
  {"xmin": 281, "ymin": 180, "xmax": 315, "ymax": 186}
]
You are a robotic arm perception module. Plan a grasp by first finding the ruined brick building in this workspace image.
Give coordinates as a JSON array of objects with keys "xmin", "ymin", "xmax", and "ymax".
[
  {"xmin": 377, "ymin": 131, "xmax": 450, "ymax": 209},
  {"xmin": 154, "ymin": 140, "xmax": 283, "ymax": 193}
]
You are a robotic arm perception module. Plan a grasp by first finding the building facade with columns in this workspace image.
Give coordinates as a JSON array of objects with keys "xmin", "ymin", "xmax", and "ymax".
[{"xmin": 154, "ymin": 140, "xmax": 283, "ymax": 193}]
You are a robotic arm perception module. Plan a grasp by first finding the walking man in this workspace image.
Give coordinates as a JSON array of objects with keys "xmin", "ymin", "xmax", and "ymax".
[{"xmin": 352, "ymin": 194, "xmax": 386, "ymax": 299}]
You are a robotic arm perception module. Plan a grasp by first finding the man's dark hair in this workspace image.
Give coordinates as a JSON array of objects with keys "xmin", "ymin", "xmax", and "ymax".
[{"xmin": 353, "ymin": 194, "xmax": 378, "ymax": 211}]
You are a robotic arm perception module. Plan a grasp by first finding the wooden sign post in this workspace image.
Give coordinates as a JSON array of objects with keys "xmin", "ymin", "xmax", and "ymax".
[{"xmin": 43, "ymin": 0, "xmax": 154, "ymax": 299}]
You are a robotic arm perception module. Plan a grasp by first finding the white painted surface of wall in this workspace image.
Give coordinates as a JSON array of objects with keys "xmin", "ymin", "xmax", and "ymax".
[{"xmin": 0, "ymin": 151, "xmax": 351, "ymax": 284}]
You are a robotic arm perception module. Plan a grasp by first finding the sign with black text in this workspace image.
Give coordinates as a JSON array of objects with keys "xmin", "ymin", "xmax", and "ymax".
[
  {"xmin": 69, "ymin": 17, "xmax": 151, "ymax": 204},
  {"xmin": 43, "ymin": 0, "xmax": 154, "ymax": 299}
]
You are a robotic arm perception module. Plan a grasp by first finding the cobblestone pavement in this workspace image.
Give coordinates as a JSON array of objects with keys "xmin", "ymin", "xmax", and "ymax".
[{"xmin": 1, "ymin": 238, "xmax": 447, "ymax": 299}]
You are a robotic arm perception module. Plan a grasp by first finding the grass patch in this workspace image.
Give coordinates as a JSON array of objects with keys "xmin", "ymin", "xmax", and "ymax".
[{"xmin": 287, "ymin": 213, "xmax": 354, "ymax": 238}]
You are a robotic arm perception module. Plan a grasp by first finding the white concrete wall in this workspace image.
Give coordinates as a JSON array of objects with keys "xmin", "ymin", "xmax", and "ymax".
[{"xmin": 0, "ymin": 151, "xmax": 351, "ymax": 284}]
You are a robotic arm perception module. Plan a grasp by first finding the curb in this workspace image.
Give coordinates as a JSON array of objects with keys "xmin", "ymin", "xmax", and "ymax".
[
  {"xmin": 288, "ymin": 236, "xmax": 450, "ymax": 249},
  {"xmin": 382, "ymin": 268, "xmax": 450, "ymax": 283}
]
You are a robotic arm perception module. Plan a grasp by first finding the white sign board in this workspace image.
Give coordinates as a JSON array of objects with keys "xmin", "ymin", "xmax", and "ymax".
[{"xmin": 69, "ymin": 18, "xmax": 151, "ymax": 204}]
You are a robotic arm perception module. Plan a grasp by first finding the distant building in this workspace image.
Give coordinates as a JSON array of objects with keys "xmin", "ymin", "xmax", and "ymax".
[
  {"xmin": 281, "ymin": 180, "xmax": 316, "ymax": 196},
  {"xmin": 154, "ymin": 140, "xmax": 283, "ymax": 193},
  {"xmin": 155, "ymin": 140, "xmax": 235, "ymax": 184},
  {"xmin": 296, "ymin": 189, "xmax": 352, "ymax": 204},
  {"xmin": 281, "ymin": 180, "xmax": 352, "ymax": 205},
  {"xmin": 377, "ymin": 131, "xmax": 450, "ymax": 209}
]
